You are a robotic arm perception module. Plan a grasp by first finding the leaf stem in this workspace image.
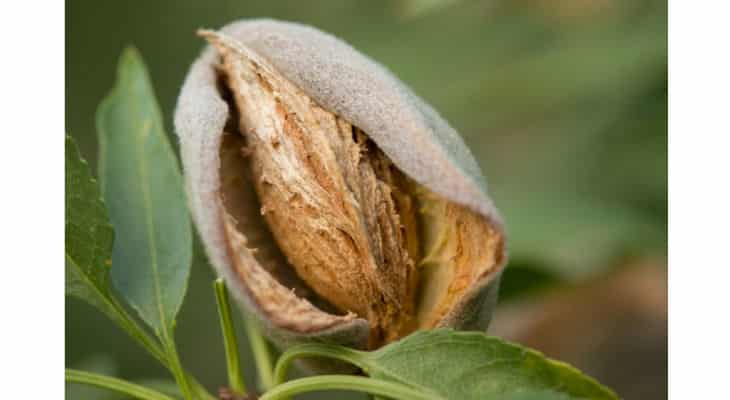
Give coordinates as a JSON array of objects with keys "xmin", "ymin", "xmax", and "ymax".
[
  {"xmin": 244, "ymin": 317, "xmax": 275, "ymax": 390},
  {"xmin": 273, "ymin": 343, "xmax": 369, "ymax": 385},
  {"xmin": 66, "ymin": 369, "xmax": 177, "ymax": 400},
  {"xmin": 161, "ymin": 333, "xmax": 194, "ymax": 400},
  {"xmin": 110, "ymin": 296, "xmax": 168, "ymax": 363},
  {"xmin": 214, "ymin": 279, "xmax": 247, "ymax": 395},
  {"xmin": 258, "ymin": 375, "xmax": 441, "ymax": 400},
  {"xmin": 112, "ymin": 298, "xmax": 213, "ymax": 400},
  {"xmin": 108, "ymin": 296, "xmax": 213, "ymax": 399}
]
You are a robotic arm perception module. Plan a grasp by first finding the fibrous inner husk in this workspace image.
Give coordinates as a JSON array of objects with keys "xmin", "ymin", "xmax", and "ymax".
[{"xmin": 207, "ymin": 33, "xmax": 504, "ymax": 348}]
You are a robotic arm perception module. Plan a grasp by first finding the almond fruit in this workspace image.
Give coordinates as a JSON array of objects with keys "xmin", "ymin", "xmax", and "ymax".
[{"xmin": 175, "ymin": 19, "xmax": 506, "ymax": 367}]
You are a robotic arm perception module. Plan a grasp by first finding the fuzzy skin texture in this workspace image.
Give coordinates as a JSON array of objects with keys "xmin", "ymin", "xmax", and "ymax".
[{"xmin": 174, "ymin": 18, "xmax": 506, "ymax": 371}]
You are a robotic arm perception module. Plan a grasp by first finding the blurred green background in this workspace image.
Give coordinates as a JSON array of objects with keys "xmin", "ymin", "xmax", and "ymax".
[{"xmin": 66, "ymin": 0, "xmax": 667, "ymax": 399}]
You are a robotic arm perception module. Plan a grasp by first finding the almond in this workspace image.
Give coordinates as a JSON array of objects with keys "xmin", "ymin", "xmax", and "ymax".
[{"xmin": 176, "ymin": 19, "xmax": 506, "ymax": 367}]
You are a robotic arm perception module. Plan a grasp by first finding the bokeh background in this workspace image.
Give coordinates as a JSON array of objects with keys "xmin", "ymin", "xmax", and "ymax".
[{"xmin": 66, "ymin": 1, "xmax": 667, "ymax": 399}]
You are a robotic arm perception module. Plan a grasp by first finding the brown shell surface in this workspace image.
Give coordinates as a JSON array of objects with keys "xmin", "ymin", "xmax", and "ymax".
[{"xmin": 174, "ymin": 18, "xmax": 506, "ymax": 358}]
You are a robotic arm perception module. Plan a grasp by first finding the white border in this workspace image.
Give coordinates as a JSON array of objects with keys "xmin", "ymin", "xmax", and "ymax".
[
  {"xmin": 669, "ymin": 1, "xmax": 730, "ymax": 398},
  {"xmin": 0, "ymin": 1, "xmax": 64, "ymax": 396}
]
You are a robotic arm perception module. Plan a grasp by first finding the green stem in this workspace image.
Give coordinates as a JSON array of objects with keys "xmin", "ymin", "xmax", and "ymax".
[
  {"xmin": 214, "ymin": 279, "xmax": 247, "ymax": 394},
  {"xmin": 259, "ymin": 375, "xmax": 441, "ymax": 400},
  {"xmin": 66, "ymin": 369, "xmax": 177, "ymax": 400},
  {"xmin": 245, "ymin": 318, "xmax": 275, "ymax": 390},
  {"xmin": 110, "ymin": 297, "xmax": 168, "ymax": 363},
  {"xmin": 273, "ymin": 343, "xmax": 369, "ymax": 385},
  {"xmin": 71, "ymin": 284, "xmax": 211, "ymax": 399},
  {"xmin": 113, "ymin": 299, "xmax": 213, "ymax": 400},
  {"xmin": 161, "ymin": 333, "xmax": 194, "ymax": 400}
]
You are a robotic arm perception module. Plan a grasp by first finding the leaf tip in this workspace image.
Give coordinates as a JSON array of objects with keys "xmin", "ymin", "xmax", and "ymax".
[
  {"xmin": 120, "ymin": 45, "xmax": 142, "ymax": 66},
  {"xmin": 115, "ymin": 45, "xmax": 150, "ymax": 86}
]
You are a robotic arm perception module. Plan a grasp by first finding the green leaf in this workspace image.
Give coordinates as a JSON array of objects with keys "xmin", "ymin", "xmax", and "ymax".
[
  {"xmin": 500, "ymin": 389, "xmax": 574, "ymax": 400},
  {"xmin": 66, "ymin": 136, "xmax": 170, "ymax": 365},
  {"xmin": 65, "ymin": 135, "xmax": 119, "ymax": 324},
  {"xmin": 273, "ymin": 330, "xmax": 618, "ymax": 400},
  {"xmin": 97, "ymin": 47, "xmax": 192, "ymax": 334},
  {"xmin": 361, "ymin": 329, "xmax": 618, "ymax": 400}
]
